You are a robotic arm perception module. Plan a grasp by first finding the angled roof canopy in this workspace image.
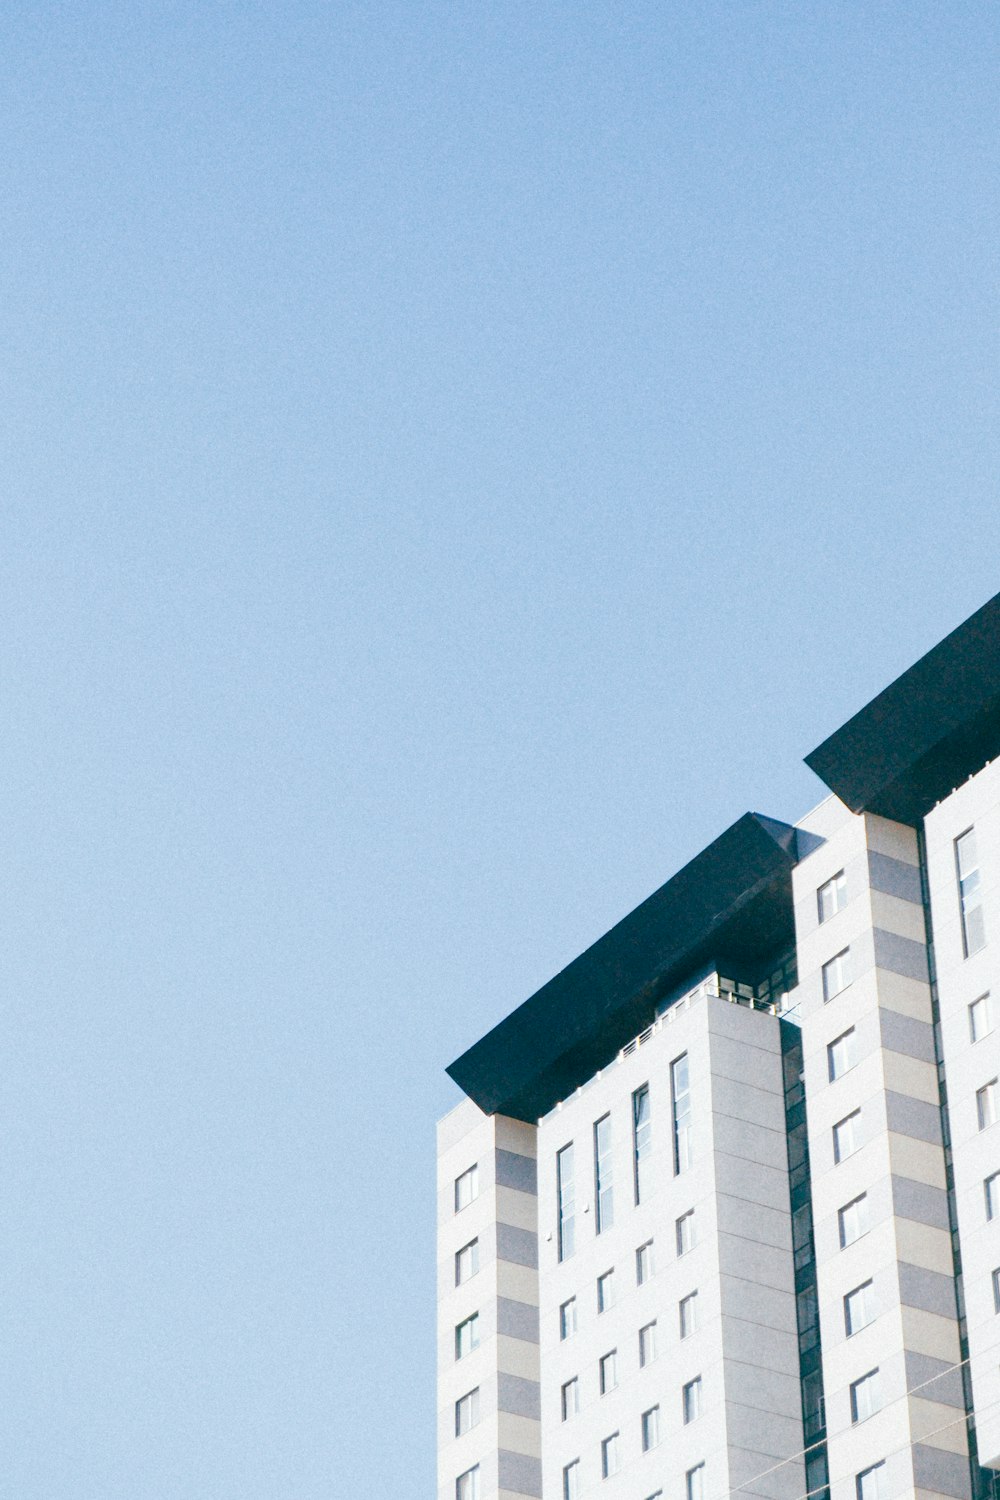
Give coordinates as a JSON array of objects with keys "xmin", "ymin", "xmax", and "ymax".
[
  {"xmin": 447, "ymin": 812, "xmax": 799, "ymax": 1122},
  {"xmin": 806, "ymin": 591, "xmax": 1000, "ymax": 825}
]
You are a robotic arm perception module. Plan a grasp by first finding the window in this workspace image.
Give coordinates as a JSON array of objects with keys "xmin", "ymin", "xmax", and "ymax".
[
  {"xmin": 839, "ymin": 1193, "xmax": 870, "ymax": 1247},
  {"xmin": 680, "ymin": 1291, "xmax": 698, "ymax": 1339},
  {"xmin": 672, "ymin": 1052, "xmax": 692, "ymax": 1173},
  {"xmin": 818, "ymin": 870, "xmax": 848, "ymax": 923},
  {"xmin": 455, "ymin": 1165, "xmax": 478, "ymax": 1212},
  {"xmin": 557, "ymin": 1144, "xmax": 576, "ymax": 1261},
  {"xmin": 682, "ymin": 1375, "xmax": 703, "ymax": 1423},
  {"xmin": 601, "ymin": 1432, "xmax": 621, "ymax": 1479},
  {"xmin": 676, "ymin": 1210, "xmax": 696, "ymax": 1256},
  {"xmin": 803, "ymin": 1371, "xmax": 825, "ymax": 1437},
  {"xmin": 561, "ymin": 1378, "xmax": 579, "ymax": 1421},
  {"xmin": 850, "ymin": 1368, "xmax": 882, "ymax": 1423},
  {"xmin": 828, "ymin": 1027, "xmax": 858, "ymax": 1081},
  {"xmin": 560, "ymin": 1298, "xmax": 577, "ymax": 1340},
  {"xmin": 455, "ymin": 1314, "xmax": 479, "ymax": 1359},
  {"xmin": 641, "ymin": 1405, "xmax": 661, "ymax": 1451},
  {"xmin": 636, "ymin": 1240, "xmax": 655, "ymax": 1285},
  {"xmin": 986, "ymin": 1172, "xmax": 1000, "ymax": 1221},
  {"xmin": 455, "ymin": 1388, "xmax": 480, "ymax": 1436},
  {"xmin": 971, "ymin": 994, "xmax": 992, "ymax": 1042},
  {"xmin": 993, "ymin": 1268, "xmax": 1000, "ymax": 1314},
  {"xmin": 978, "ymin": 1080, "xmax": 998, "ymax": 1131},
  {"xmin": 956, "ymin": 829, "xmax": 986, "ymax": 957},
  {"xmin": 597, "ymin": 1270, "xmax": 615, "ymax": 1313},
  {"xmin": 845, "ymin": 1280, "xmax": 876, "ymax": 1336},
  {"xmin": 633, "ymin": 1084, "xmax": 652, "ymax": 1204},
  {"xmin": 563, "ymin": 1461, "xmax": 580, "ymax": 1500},
  {"xmin": 599, "ymin": 1349, "xmax": 618, "ymax": 1394},
  {"xmin": 834, "ymin": 1109, "xmax": 862, "ymax": 1164},
  {"xmin": 797, "ymin": 1286, "xmax": 818, "ymax": 1344},
  {"xmin": 822, "ymin": 948, "xmax": 852, "ymax": 1002},
  {"xmin": 639, "ymin": 1320, "xmax": 657, "ymax": 1366},
  {"xmin": 856, "ymin": 1462, "xmax": 885, "ymax": 1500},
  {"xmin": 687, "ymin": 1465, "xmax": 705, "ymax": 1500},
  {"xmin": 457, "ymin": 1466, "xmax": 480, "ymax": 1500},
  {"xmin": 455, "ymin": 1239, "xmax": 479, "ymax": 1286},
  {"xmin": 594, "ymin": 1114, "xmax": 614, "ymax": 1233}
]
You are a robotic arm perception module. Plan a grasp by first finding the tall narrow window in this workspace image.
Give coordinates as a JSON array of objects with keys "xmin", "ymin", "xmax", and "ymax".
[
  {"xmin": 978, "ymin": 1080, "xmax": 998, "ymax": 1130},
  {"xmin": 850, "ymin": 1369, "xmax": 882, "ymax": 1423},
  {"xmin": 601, "ymin": 1432, "xmax": 621, "ymax": 1479},
  {"xmin": 455, "ymin": 1164, "xmax": 478, "ymax": 1212},
  {"xmin": 563, "ymin": 1461, "xmax": 580, "ymax": 1500},
  {"xmin": 672, "ymin": 1053, "xmax": 692, "ymax": 1173},
  {"xmin": 856, "ymin": 1463, "xmax": 885, "ymax": 1500},
  {"xmin": 970, "ymin": 994, "xmax": 993, "ymax": 1042},
  {"xmin": 557, "ymin": 1144, "xmax": 575, "ymax": 1261},
  {"xmin": 639, "ymin": 1320, "xmax": 657, "ymax": 1366},
  {"xmin": 636, "ymin": 1240, "xmax": 655, "ymax": 1285},
  {"xmin": 676, "ymin": 1209, "xmax": 696, "ymax": 1255},
  {"xmin": 993, "ymin": 1268, "xmax": 1000, "ymax": 1314},
  {"xmin": 679, "ymin": 1291, "xmax": 698, "ymax": 1339},
  {"xmin": 844, "ymin": 1280, "xmax": 876, "ymax": 1335},
  {"xmin": 633, "ymin": 1084, "xmax": 652, "ymax": 1204},
  {"xmin": 560, "ymin": 1298, "xmax": 577, "ymax": 1340},
  {"xmin": 687, "ymin": 1465, "xmax": 706, "ymax": 1500},
  {"xmin": 957, "ymin": 829, "xmax": 986, "ymax": 956},
  {"xmin": 641, "ymin": 1405, "xmax": 661, "ymax": 1451},
  {"xmin": 834, "ymin": 1109, "xmax": 862, "ymax": 1163},
  {"xmin": 828, "ymin": 1027, "xmax": 858, "ymax": 1080},
  {"xmin": 822, "ymin": 948, "xmax": 852, "ymax": 1002},
  {"xmin": 594, "ymin": 1114, "xmax": 614, "ymax": 1233},
  {"xmin": 561, "ymin": 1378, "xmax": 579, "ymax": 1420},
  {"xmin": 455, "ymin": 1314, "xmax": 479, "ymax": 1359},
  {"xmin": 986, "ymin": 1173, "xmax": 1000, "ymax": 1221},
  {"xmin": 597, "ymin": 1269, "xmax": 615, "ymax": 1313},
  {"xmin": 599, "ymin": 1349, "xmax": 618, "ymax": 1394},
  {"xmin": 682, "ymin": 1376, "xmax": 702, "ymax": 1423},
  {"xmin": 457, "ymin": 1466, "xmax": 480, "ymax": 1500},
  {"xmin": 818, "ymin": 870, "xmax": 847, "ymax": 923},
  {"xmin": 455, "ymin": 1239, "xmax": 479, "ymax": 1286},
  {"xmin": 455, "ymin": 1388, "xmax": 480, "ymax": 1436},
  {"xmin": 839, "ymin": 1193, "xmax": 870, "ymax": 1247}
]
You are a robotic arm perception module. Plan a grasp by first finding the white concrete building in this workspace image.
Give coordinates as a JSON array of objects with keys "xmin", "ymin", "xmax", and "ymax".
[{"xmin": 438, "ymin": 595, "xmax": 1000, "ymax": 1500}]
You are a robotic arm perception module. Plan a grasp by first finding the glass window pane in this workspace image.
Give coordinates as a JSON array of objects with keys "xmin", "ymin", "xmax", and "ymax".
[
  {"xmin": 680, "ymin": 1291, "xmax": 698, "ymax": 1339},
  {"xmin": 455, "ymin": 1165, "xmax": 478, "ymax": 1212},
  {"xmin": 594, "ymin": 1114, "xmax": 614, "ymax": 1233},
  {"xmin": 557, "ymin": 1144, "xmax": 576, "ymax": 1261}
]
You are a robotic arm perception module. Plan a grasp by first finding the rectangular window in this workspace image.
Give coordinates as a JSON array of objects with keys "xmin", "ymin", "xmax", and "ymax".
[
  {"xmin": 455, "ymin": 1164, "xmax": 478, "ymax": 1212},
  {"xmin": 822, "ymin": 948, "xmax": 852, "ymax": 1002},
  {"xmin": 455, "ymin": 1314, "xmax": 479, "ymax": 1360},
  {"xmin": 993, "ymin": 1268, "xmax": 1000, "ymax": 1314},
  {"xmin": 682, "ymin": 1375, "xmax": 702, "ymax": 1423},
  {"xmin": 639, "ymin": 1320, "xmax": 657, "ymax": 1367},
  {"xmin": 978, "ymin": 1080, "xmax": 998, "ymax": 1130},
  {"xmin": 457, "ymin": 1466, "xmax": 480, "ymax": 1500},
  {"xmin": 455, "ymin": 1239, "xmax": 479, "ymax": 1286},
  {"xmin": 687, "ymin": 1465, "xmax": 706, "ymax": 1500},
  {"xmin": 672, "ymin": 1052, "xmax": 692, "ymax": 1173},
  {"xmin": 563, "ymin": 1461, "xmax": 580, "ymax": 1500},
  {"xmin": 557, "ymin": 1143, "xmax": 576, "ymax": 1261},
  {"xmin": 850, "ymin": 1368, "xmax": 882, "ymax": 1423},
  {"xmin": 633, "ymin": 1084, "xmax": 652, "ymax": 1204},
  {"xmin": 636, "ymin": 1240, "xmax": 655, "ymax": 1285},
  {"xmin": 803, "ymin": 1371, "xmax": 824, "ymax": 1437},
  {"xmin": 971, "ymin": 994, "xmax": 993, "ymax": 1042},
  {"xmin": 839, "ymin": 1193, "xmax": 870, "ymax": 1247},
  {"xmin": 641, "ymin": 1404, "xmax": 661, "ymax": 1451},
  {"xmin": 455, "ymin": 1388, "xmax": 480, "ymax": 1436},
  {"xmin": 594, "ymin": 1114, "xmax": 614, "ymax": 1234},
  {"xmin": 845, "ymin": 1280, "xmax": 876, "ymax": 1335},
  {"xmin": 856, "ymin": 1463, "xmax": 885, "ymax": 1500},
  {"xmin": 597, "ymin": 1269, "xmax": 615, "ymax": 1313},
  {"xmin": 680, "ymin": 1291, "xmax": 698, "ymax": 1339},
  {"xmin": 561, "ymin": 1377, "xmax": 579, "ymax": 1421},
  {"xmin": 957, "ymin": 829, "xmax": 986, "ymax": 956},
  {"xmin": 601, "ymin": 1432, "xmax": 621, "ymax": 1479},
  {"xmin": 986, "ymin": 1173, "xmax": 1000, "ymax": 1221},
  {"xmin": 818, "ymin": 870, "xmax": 848, "ymax": 923},
  {"xmin": 560, "ymin": 1298, "xmax": 577, "ymax": 1340},
  {"xmin": 676, "ymin": 1210, "xmax": 696, "ymax": 1256},
  {"xmin": 599, "ymin": 1349, "xmax": 618, "ymax": 1395},
  {"xmin": 834, "ymin": 1109, "xmax": 862, "ymax": 1163},
  {"xmin": 828, "ymin": 1026, "xmax": 858, "ymax": 1080}
]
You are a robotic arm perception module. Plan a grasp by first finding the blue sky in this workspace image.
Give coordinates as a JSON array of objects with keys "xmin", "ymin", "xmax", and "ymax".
[{"xmin": 1, "ymin": 3, "xmax": 999, "ymax": 1495}]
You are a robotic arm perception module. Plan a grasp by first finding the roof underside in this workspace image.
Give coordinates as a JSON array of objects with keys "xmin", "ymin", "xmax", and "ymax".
[
  {"xmin": 806, "ymin": 591, "xmax": 1000, "ymax": 824},
  {"xmin": 446, "ymin": 813, "xmax": 799, "ymax": 1122}
]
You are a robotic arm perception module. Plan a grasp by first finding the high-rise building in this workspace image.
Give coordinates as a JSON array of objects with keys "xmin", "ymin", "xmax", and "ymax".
[{"xmin": 436, "ymin": 593, "xmax": 1000, "ymax": 1500}]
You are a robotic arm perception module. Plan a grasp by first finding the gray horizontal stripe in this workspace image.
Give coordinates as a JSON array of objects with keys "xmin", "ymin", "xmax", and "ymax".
[
  {"xmin": 869, "ymin": 850, "xmax": 923, "ymax": 905},
  {"xmin": 885, "ymin": 1090, "xmax": 942, "ymax": 1145},
  {"xmin": 891, "ymin": 1174, "xmax": 950, "ymax": 1230},
  {"xmin": 496, "ymin": 1149, "xmax": 537, "ymax": 1196},
  {"xmin": 898, "ymin": 1262, "xmax": 959, "ymax": 1319},
  {"xmin": 879, "ymin": 1007, "xmax": 936, "ymax": 1063},
  {"xmin": 497, "ymin": 1222, "xmax": 538, "ymax": 1269},
  {"xmin": 873, "ymin": 927, "xmax": 929, "ymax": 983},
  {"xmin": 498, "ymin": 1372, "xmax": 541, "ymax": 1420},
  {"xmin": 498, "ymin": 1450, "xmax": 542, "ymax": 1498},
  {"xmin": 905, "ymin": 1351, "xmax": 965, "ymax": 1408},
  {"xmin": 497, "ymin": 1297, "xmax": 539, "ymax": 1343},
  {"xmin": 912, "ymin": 1444, "xmax": 972, "ymax": 1499}
]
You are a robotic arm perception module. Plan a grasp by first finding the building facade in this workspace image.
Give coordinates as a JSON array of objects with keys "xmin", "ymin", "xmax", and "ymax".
[{"xmin": 437, "ymin": 595, "xmax": 1000, "ymax": 1500}]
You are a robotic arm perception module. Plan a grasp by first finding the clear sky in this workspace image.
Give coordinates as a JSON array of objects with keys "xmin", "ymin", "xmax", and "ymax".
[{"xmin": 2, "ymin": 3, "xmax": 999, "ymax": 1496}]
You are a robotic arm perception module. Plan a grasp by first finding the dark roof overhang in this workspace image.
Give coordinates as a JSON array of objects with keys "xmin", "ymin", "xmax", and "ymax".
[
  {"xmin": 805, "ymin": 591, "xmax": 1000, "ymax": 825},
  {"xmin": 446, "ymin": 812, "xmax": 799, "ymax": 1121}
]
